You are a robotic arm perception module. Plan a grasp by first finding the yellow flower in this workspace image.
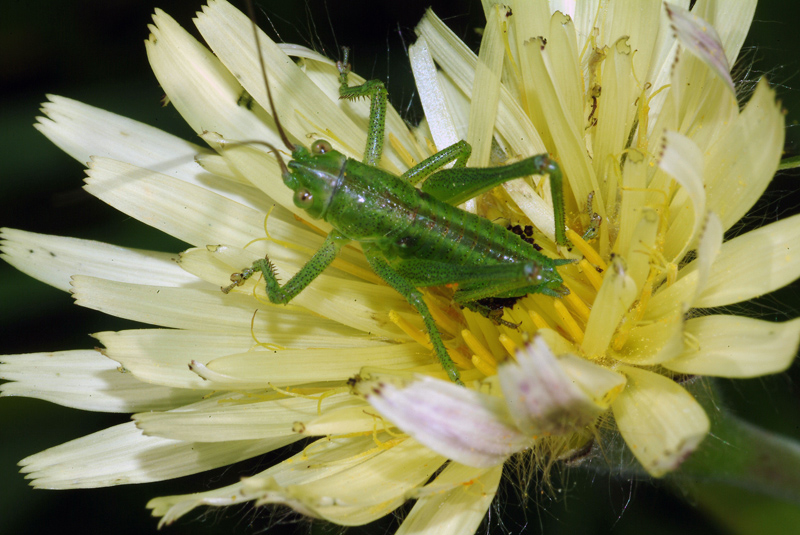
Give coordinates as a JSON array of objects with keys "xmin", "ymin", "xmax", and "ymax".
[{"xmin": 1, "ymin": 1, "xmax": 798, "ymax": 533}]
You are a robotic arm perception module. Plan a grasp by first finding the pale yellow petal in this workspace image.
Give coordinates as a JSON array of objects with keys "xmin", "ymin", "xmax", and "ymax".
[
  {"xmin": 695, "ymin": 212, "xmax": 800, "ymax": 307},
  {"xmin": 200, "ymin": 344, "xmax": 432, "ymax": 388},
  {"xmin": 692, "ymin": 211, "xmax": 724, "ymax": 303},
  {"xmin": 704, "ymin": 79, "xmax": 784, "ymax": 231},
  {"xmin": 195, "ymin": 0, "xmax": 412, "ymax": 174},
  {"xmin": 597, "ymin": 0, "xmax": 662, "ymax": 90},
  {"xmin": 243, "ymin": 437, "xmax": 447, "ymax": 526},
  {"xmin": 0, "ymin": 228, "xmax": 193, "ymax": 293},
  {"xmin": 615, "ymin": 310, "xmax": 685, "ymax": 365},
  {"xmin": 410, "ymin": 36, "xmax": 461, "ymax": 151},
  {"xmin": 149, "ymin": 435, "xmax": 383, "ymax": 526},
  {"xmin": 581, "ymin": 256, "xmax": 638, "ymax": 357},
  {"xmin": 83, "ymin": 157, "xmax": 264, "ymax": 247},
  {"xmin": 396, "ymin": 463, "xmax": 502, "ymax": 535},
  {"xmin": 35, "ymin": 95, "xmax": 207, "ymax": 182},
  {"xmin": 71, "ymin": 275, "xmax": 351, "ymax": 335},
  {"xmin": 146, "ymin": 7, "xmax": 281, "ymax": 148},
  {"xmin": 665, "ymin": 316, "xmax": 800, "ymax": 377},
  {"xmin": 520, "ymin": 35, "xmax": 599, "ymax": 219},
  {"xmin": 467, "ymin": 4, "xmax": 507, "ymax": 166},
  {"xmin": 658, "ymin": 130, "xmax": 707, "ymax": 263},
  {"xmin": 644, "ymin": 212, "xmax": 724, "ymax": 320},
  {"xmin": 134, "ymin": 392, "xmax": 362, "ymax": 441},
  {"xmin": 0, "ymin": 350, "xmax": 204, "ymax": 412},
  {"xmin": 416, "ymin": 10, "xmax": 545, "ymax": 158},
  {"xmin": 96, "ymin": 329, "xmax": 384, "ymax": 389},
  {"xmin": 20, "ymin": 422, "xmax": 294, "ymax": 489},
  {"xmin": 612, "ymin": 366, "xmax": 709, "ymax": 477},
  {"xmin": 592, "ymin": 37, "xmax": 637, "ymax": 205},
  {"xmin": 614, "ymin": 149, "xmax": 649, "ymax": 258},
  {"xmin": 296, "ymin": 404, "xmax": 381, "ymax": 436}
]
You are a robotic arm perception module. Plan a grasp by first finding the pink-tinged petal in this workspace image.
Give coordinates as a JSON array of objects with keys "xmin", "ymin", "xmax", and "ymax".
[
  {"xmin": 498, "ymin": 337, "xmax": 623, "ymax": 435},
  {"xmin": 666, "ymin": 4, "xmax": 735, "ymax": 95},
  {"xmin": 355, "ymin": 376, "xmax": 530, "ymax": 468}
]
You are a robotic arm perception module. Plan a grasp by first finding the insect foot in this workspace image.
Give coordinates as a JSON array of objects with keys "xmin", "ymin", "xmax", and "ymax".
[{"xmin": 221, "ymin": 266, "xmax": 255, "ymax": 294}]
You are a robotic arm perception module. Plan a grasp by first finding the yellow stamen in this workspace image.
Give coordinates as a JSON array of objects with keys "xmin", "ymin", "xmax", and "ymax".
[
  {"xmin": 448, "ymin": 346, "xmax": 475, "ymax": 370},
  {"xmin": 529, "ymin": 310, "xmax": 551, "ymax": 330},
  {"xmin": 424, "ymin": 294, "xmax": 462, "ymax": 337},
  {"xmin": 388, "ymin": 311, "xmax": 471, "ymax": 370},
  {"xmin": 461, "ymin": 329, "xmax": 496, "ymax": 366},
  {"xmin": 470, "ymin": 311, "xmax": 509, "ymax": 357},
  {"xmin": 563, "ymin": 283, "xmax": 591, "ymax": 323},
  {"xmin": 579, "ymin": 258, "xmax": 604, "ymax": 291},
  {"xmin": 498, "ymin": 334, "xmax": 519, "ymax": 357},
  {"xmin": 612, "ymin": 271, "xmax": 656, "ymax": 350},
  {"xmin": 567, "ymin": 228, "xmax": 608, "ymax": 271},
  {"xmin": 389, "ymin": 310, "xmax": 432, "ymax": 349},
  {"xmin": 553, "ymin": 299, "xmax": 585, "ymax": 345},
  {"xmin": 471, "ymin": 354, "xmax": 496, "ymax": 376}
]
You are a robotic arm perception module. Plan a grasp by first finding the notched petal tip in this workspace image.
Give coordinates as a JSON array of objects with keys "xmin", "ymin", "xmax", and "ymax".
[{"xmin": 666, "ymin": 3, "xmax": 735, "ymax": 95}]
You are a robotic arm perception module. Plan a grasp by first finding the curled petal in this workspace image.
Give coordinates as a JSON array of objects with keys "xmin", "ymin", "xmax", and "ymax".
[
  {"xmin": 666, "ymin": 3, "xmax": 735, "ymax": 95},
  {"xmin": 355, "ymin": 375, "xmax": 530, "ymax": 468},
  {"xmin": 498, "ymin": 337, "xmax": 624, "ymax": 435}
]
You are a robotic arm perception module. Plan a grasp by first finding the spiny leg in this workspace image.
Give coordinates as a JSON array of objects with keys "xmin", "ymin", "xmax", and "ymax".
[
  {"xmin": 362, "ymin": 246, "xmax": 463, "ymax": 385},
  {"xmin": 401, "ymin": 140, "xmax": 472, "ymax": 185},
  {"xmin": 223, "ymin": 231, "xmax": 349, "ymax": 303},
  {"xmin": 337, "ymin": 47, "xmax": 388, "ymax": 167},
  {"xmin": 420, "ymin": 153, "xmax": 568, "ymax": 246}
]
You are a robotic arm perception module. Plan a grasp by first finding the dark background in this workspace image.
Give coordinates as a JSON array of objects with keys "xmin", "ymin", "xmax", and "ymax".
[{"xmin": 2, "ymin": 1, "xmax": 800, "ymax": 534}]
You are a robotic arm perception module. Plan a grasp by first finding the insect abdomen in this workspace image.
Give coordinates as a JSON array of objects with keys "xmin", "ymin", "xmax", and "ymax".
[{"xmin": 382, "ymin": 191, "xmax": 550, "ymax": 268}]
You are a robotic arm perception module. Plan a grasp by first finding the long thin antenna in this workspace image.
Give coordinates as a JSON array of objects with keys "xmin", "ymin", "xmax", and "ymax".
[{"xmin": 245, "ymin": 0, "xmax": 296, "ymax": 152}]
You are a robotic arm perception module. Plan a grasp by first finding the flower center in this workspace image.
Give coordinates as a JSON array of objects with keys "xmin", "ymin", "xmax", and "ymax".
[{"xmin": 388, "ymin": 212, "xmax": 666, "ymax": 380}]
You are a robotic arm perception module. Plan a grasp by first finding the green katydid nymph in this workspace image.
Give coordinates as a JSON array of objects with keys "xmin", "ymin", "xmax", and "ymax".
[{"xmin": 222, "ymin": 4, "xmax": 574, "ymax": 385}]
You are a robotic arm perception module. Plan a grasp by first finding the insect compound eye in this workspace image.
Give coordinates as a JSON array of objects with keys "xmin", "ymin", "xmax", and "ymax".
[
  {"xmin": 311, "ymin": 139, "xmax": 332, "ymax": 155},
  {"xmin": 294, "ymin": 188, "xmax": 314, "ymax": 209}
]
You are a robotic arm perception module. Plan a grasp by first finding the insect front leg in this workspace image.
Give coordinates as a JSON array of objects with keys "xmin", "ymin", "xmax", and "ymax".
[
  {"xmin": 223, "ymin": 231, "xmax": 349, "ymax": 303},
  {"xmin": 337, "ymin": 47, "xmax": 388, "ymax": 167},
  {"xmin": 362, "ymin": 246, "xmax": 463, "ymax": 385}
]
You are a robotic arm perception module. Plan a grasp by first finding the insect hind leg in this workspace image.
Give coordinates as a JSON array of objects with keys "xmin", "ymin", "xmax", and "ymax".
[{"xmin": 362, "ymin": 247, "xmax": 463, "ymax": 385}]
